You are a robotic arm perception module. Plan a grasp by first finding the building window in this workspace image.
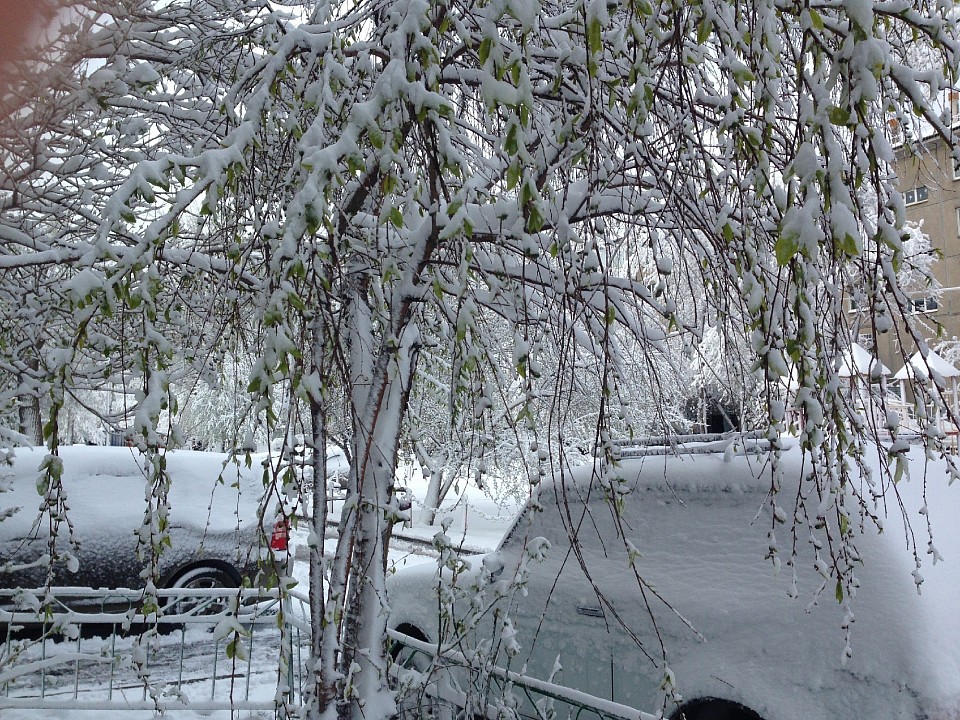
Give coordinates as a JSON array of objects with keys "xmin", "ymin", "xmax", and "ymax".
[
  {"xmin": 911, "ymin": 296, "xmax": 940, "ymax": 314},
  {"xmin": 956, "ymin": 206, "xmax": 960, "ymax": 236},
  {"xmin": 905, "ymin": 186, "xmax": 929, "ymax": 205},
  {"xmin": 953, "ymin": 155, "xmax": 960, "ymax": 181}
]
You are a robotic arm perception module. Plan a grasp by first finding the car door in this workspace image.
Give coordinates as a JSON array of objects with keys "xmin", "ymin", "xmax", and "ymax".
[{"xmin": 496, "ymin": 478, "xmax": 616, "ymax": 704}]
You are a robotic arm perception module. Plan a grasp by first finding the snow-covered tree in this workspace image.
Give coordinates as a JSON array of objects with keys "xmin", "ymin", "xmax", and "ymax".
[{"xmin": 3, "ymin": 1, "xmax": 960, "ymax": 719}]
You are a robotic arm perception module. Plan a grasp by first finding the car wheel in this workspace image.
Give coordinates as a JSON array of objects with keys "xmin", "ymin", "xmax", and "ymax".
[
  {"xmin": 165, "ymin": 563, "xmax": 241, "ymax": 618},
  {"xmin": 670, "ymin": 698, "xmax": 766, "ymax": 720}
]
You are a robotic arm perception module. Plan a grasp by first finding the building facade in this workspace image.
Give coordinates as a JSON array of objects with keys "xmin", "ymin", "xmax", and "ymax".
[{"xmin": 868, "ymin": 128, "xmax": 960, "ymax": 372}]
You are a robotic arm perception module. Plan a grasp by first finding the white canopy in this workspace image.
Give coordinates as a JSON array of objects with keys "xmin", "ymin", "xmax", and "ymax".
[
  {"xmin": 893, "ymin": 350, "xmax": 960, "ymax": 381},
  {"xmin": 838, "ymin": 342, "xmax": 890, "ymax": 379}
]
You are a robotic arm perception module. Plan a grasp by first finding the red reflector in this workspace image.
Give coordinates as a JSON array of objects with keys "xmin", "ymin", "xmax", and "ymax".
[{"xmin": 270, "ymin": 518, "xmax": 289, "ymax": 552}]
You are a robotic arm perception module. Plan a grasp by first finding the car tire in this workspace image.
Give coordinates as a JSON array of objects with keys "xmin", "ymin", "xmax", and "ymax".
[
  {"xmin": 164, "ymin": 563, "xmax": 241, "ymax": 618},
  {"xmin": 669, "ymin": 698, "xmax": 765, "ymax": 720}
]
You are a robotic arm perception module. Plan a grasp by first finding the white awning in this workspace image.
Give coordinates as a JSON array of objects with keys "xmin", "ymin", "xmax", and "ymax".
[
  {"xmin": 893, "ymin": 350, "xmax": 960, "ymax": 381},
  {"xmin": 838, "ymin": 342, "xmax": 890, "ymax": 379}
]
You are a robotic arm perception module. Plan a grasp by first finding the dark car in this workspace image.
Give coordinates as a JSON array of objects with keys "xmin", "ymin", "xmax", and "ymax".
[{"xmin": 0, "ymin": 446, "xmax": 289, "ymax": 615}]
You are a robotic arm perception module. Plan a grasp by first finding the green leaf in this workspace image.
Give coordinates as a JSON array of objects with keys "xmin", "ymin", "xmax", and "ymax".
[
  {"xmin": 288, "ymin": 293, "xmax": 306, "ymax": 312},
  {"xmin": 506, "ymin": 164, "xmax": 522, "ymax": 191},
  {"xmin": 381, "ymin": 173, "xmax": 399, "ymax": 195},
  {"xmin": 774, "ymin": 232, "xmax": 800, "ymax": 266},
  {"xmin": 808, "ymin": 8, "xmax": 825, "ymax": 30},
  {"xmin": 733, "ymin": 66, "xmax": 756, "ymax": 85},
  {"xmin": 526, "ymin": 206, "xmax": 544, "ymax": 233},
  {"xmin": 504, "ymin": 124, "xmax": 519, "ymax": 156},
  {"xmin": 696, "ymin": 18, "xmax": 713, "ymax": 45},
  {"xmin": 389, "ymin": 206, "xmax": 404, "ymax": 228},
  {"xmin": 835, "ymin": 580, "xmax": 843, "ymax": 603},
  {"xmin": 478, "ymin": 37, "xmax": 492, "ymax": 65},
  {"xmin": 305, "ymin": 204, "xmax": 321, "ymax": 235},
  {"xmin": 520, "ymin": 180, "xmax": 532, "ymax": 206},
  {"xmin": 894, "ymin": 455, "xmax": 906, "ymax": 484},
  {"xmin": 588, "ymin": 17, "xmax": 602, "ymax": 54},
  {"xmin": 828, "ymin": 106, "xmax": 851, "ymax": 126},
  {"xmin": 838, "ymin": 232, "xmax": 859, "ymax": 257},
  {"xmin": 346, "ymin": 155, "xmax": 365, "ymax": 174}
]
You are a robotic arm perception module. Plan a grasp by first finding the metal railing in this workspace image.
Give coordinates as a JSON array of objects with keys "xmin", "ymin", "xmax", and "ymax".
[
  {"xmin": 0, "ymin": 586, "xmax": 310, "ymax": 714},
  {"xmin": 3, "ymin": 591, "xmax": 659, "ymax": 720},
  {"xmin": 389, "ymin": 629, "xmax": 657, "ymax": 720},
  {"xmin": 612, "ymin": 430, "xmax": 770, "ymax": 459}
]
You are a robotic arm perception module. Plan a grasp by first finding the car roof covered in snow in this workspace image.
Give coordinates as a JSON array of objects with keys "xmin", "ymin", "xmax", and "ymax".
[{"xmin": 0, "ymin": 445, "xmax": 271, "ymax": 539}]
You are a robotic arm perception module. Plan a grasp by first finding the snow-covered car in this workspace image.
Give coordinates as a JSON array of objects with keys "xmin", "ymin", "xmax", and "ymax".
[
  {"xmin": 387, "ymin": 436, "xmax": 960, "ymax": 720},
  {"xmin": 269, "ymin": 437, "xmax": 350, "ymax": 493},
  {"xmin": 324, "ymin": 444, "xmax": 350, "ymax": 486},
  {"xmin": 0, "ymin": 446, "xmax": 289, "ymax": 613}
]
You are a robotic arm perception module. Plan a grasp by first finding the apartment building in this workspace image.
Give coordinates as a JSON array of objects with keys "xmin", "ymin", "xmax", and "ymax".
[{"xmin": 866, "ymin": 119, "xmax": 960, "ymax": 373}]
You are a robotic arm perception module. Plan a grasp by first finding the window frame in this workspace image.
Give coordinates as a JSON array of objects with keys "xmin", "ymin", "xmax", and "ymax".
[
  {"xmin": 911, "ymin": 296, "xmax": 940, "ymax": 315},
  {"xmin": 905, "ymin": 186, "xmax": 929, "ymax": 206}
]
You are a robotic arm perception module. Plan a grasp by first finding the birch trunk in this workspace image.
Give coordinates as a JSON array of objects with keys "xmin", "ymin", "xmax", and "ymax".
[
  {"xmin": 305, "ymin": 314, "xmax": 336, "ymax": 720},
  {"xmin": 340, "ymin": 337, "xmax": 418, "ymax": 720}
]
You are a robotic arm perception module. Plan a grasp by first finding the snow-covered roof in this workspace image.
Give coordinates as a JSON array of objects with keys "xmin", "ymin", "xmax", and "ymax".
[
  {"xmin": 837, "ymin": 342, "xmax": 890, "ymax": 378},
  {"xmin": 892, "ymin": 349, "xmax": 960, "ymax": 381}
]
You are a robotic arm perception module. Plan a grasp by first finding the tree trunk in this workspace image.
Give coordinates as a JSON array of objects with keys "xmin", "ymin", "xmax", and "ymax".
[
  {"xmin": 18, "ymin": 395, "xmax": 42, "ymax": 445},
  {"xmin": 337, "ymin": 311, "xmax": 419, "ymax": 720},
  {"xmin": 417, "ymin": 454, "xmax": 462, "ymax": 527},
  {"xmin": 17, "ymin": 358, "xmax": 42, "ymax": 446},
  {"xmin": 305, "ymin": 315, "xmax": 336, "ymax": 720}
]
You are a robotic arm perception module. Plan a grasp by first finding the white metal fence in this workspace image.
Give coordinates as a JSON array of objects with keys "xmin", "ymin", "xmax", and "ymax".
[
  {"xmin": 0, "ymin": 586, "xmax": 310, "ymax": 715},
  {"xmin": 2, "ymin": 589, "xmax": 655, "ymax": 720},
  {"xmin": 389, "ymin": 630, "xmax": 657, "ymax": 720}
]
